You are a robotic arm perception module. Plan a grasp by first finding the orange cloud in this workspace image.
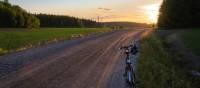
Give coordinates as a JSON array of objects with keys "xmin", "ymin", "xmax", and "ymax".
[{"xmin": 98, "ymin": 7, "xmax": 111, "ymax": 11}]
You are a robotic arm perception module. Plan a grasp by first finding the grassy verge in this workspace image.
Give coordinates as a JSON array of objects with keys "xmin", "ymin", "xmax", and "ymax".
[
  {"xmin": 137, "ymin": 33, "xmax": 199, "ymax": 88},
  {"xmin": 182, "ymin": 30, "xmax": 200, "ymax": 55},
  {"xmin": 0, "ymin": 28, "xmax": 112, "ymax": 55}
]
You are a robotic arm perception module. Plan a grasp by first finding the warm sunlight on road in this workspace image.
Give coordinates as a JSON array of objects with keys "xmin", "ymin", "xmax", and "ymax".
[{"xmin": 143, "ymin": 3, "xmax": 160, "ymax": 23}]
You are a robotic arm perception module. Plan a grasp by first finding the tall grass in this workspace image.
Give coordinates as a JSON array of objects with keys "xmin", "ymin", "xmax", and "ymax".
[
  {"xmin": 137, "ymin": 34, "xmax": 198, "ymax": 88},
  {"xmin": 182, "ymin": 30, "xmax": 200, "ymax": 55}
]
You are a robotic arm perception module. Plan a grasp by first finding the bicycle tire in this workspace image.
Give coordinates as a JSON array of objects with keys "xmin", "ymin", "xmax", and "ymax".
[{"xmin": 126, "ymin": 67, "xmax": 136, "ymax": 88}]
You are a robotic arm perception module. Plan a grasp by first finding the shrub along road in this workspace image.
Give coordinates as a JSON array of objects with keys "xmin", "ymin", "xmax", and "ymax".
[{"xmin": 0, "ymin": 29, "xmax": 146, "ymax": 88}]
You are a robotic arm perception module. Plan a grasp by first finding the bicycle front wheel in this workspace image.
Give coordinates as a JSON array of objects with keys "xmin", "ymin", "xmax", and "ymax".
[{"xmin": 126, "ymin": 69, "xmax": 136, "ymax": 88}]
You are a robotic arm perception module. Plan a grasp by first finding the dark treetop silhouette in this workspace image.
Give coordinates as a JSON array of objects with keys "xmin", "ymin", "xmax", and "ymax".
[{"xmin": 158, "ymin": 0, "xmax": 200, "ymax": 29}]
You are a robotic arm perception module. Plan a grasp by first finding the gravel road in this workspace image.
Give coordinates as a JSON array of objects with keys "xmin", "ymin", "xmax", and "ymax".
[{"xmin": 0, "ymin": 29, "xmax": 145, "ymax": 88}]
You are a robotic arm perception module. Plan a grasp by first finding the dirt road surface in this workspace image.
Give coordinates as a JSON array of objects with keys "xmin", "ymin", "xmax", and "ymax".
[{"xmin": 0, "ymin": 29, "xmax": 146, "ymax": 88}]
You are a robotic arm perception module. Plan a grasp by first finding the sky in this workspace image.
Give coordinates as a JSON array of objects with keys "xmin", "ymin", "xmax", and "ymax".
[{"xmin": 9, "ymin": 0, "xmax": 163, "ymax": 23}]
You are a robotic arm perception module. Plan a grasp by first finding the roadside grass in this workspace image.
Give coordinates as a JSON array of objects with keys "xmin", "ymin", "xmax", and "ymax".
[
  {"xmin": 137, "ymin": 33, "xmax": 199, "ymax": 88},
  {"xmin": 182, "ymin": 30, "xmax": 200, "ymax": 55},
  {"xmin": 0, "ymin": 28, "xmax": 112, "ymax": 55}
]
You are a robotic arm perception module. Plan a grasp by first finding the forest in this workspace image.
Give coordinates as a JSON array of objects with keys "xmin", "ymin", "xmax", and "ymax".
[
  {"xmin": 0, "ymin": 1, "xmax": 40, "ymax": 28},
  {"xmin": 158, "ymin": 0, "xmax": 200, "ymax": 29},
  {"xmin": 0, "ymin": 1, "xmax": 101, "ymax": 29},
  {"xmin": 36, "ymin": 14, "xmax": 100, "ymax": 28}
]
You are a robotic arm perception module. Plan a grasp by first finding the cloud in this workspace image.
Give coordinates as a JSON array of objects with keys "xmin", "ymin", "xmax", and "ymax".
[
  {"xmin": 98, "ymin": 7, "xmax": 111, "ymax": 11},
  {"xmin": 95, "ymin": 15, "xmax": 127, "ymax": 19}
]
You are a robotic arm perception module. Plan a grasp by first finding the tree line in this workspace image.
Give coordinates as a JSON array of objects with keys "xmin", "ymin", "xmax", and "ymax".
[
  {"xmin": 0, "ymin": 1, "xmax": 40, "ymax": 28},
  {"xmin": 0, "ymin": 1, "xmax": 101, "ymax": 29},
  {"xmin": 158, "ymin": 0, "xmax": 200, "ymax": 29},
  {"xmin": 103, "ymin": 22, "xmax": 150, "ymax": 29},
  {"xmin": 36, "ymin": 14, "xmax": 100, "ymax": 28}
]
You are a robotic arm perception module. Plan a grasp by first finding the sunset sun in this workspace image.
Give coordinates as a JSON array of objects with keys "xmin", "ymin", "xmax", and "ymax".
[{"xmin": 143, "ymin": 4, "xmax": 160, "ymax": 23}]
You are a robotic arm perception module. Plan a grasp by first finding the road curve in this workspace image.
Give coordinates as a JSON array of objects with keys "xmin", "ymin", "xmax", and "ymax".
[{"xmin": 0, "ymin": 29, "xmax": 145, "ymax": 88}]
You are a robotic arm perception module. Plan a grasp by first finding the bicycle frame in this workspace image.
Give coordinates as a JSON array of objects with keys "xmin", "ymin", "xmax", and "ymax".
[{"xmin": 120, "ymin": 45, "xmax": 137, "ymax": 88}]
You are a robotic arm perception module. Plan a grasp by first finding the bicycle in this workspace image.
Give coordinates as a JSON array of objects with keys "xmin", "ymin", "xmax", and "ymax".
[{"xmin": 120, "ymin": 44, "xmax": 138, "ymax": 88}]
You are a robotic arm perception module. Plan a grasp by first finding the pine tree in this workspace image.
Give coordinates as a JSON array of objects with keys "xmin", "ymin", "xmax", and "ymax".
[{"xmin": 158, "ymin": 0, "xmax": 200, "ymax": 29}]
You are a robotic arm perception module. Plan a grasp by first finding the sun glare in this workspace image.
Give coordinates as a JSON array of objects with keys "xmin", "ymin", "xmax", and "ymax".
[{"xmin": 143, "ymin": 4, "xmax": 160, "ymax": 23}]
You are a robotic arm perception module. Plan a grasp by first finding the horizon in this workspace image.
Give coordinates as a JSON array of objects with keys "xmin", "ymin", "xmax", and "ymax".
[{"xmin": 7, "ymin": 0, "xmax": 162, "ymax": 24}]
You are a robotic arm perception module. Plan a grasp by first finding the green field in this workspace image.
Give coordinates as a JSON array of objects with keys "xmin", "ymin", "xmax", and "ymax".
[
  {"xmin": 137, "ymin": 34, "xmax": 199, "ymax": 88},
  {"xmin": 183, "ymin": 30, "xmax": 200, "ymax": 55},
  {"xmin": 0, "ymin": 28, "xmax": 112, "ymax": 55}
]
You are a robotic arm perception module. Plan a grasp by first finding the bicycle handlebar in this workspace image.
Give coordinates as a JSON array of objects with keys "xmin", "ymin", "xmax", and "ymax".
[{"xmin": 120, "ymin": 45, "xmax": 134, "ymax": 50}]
